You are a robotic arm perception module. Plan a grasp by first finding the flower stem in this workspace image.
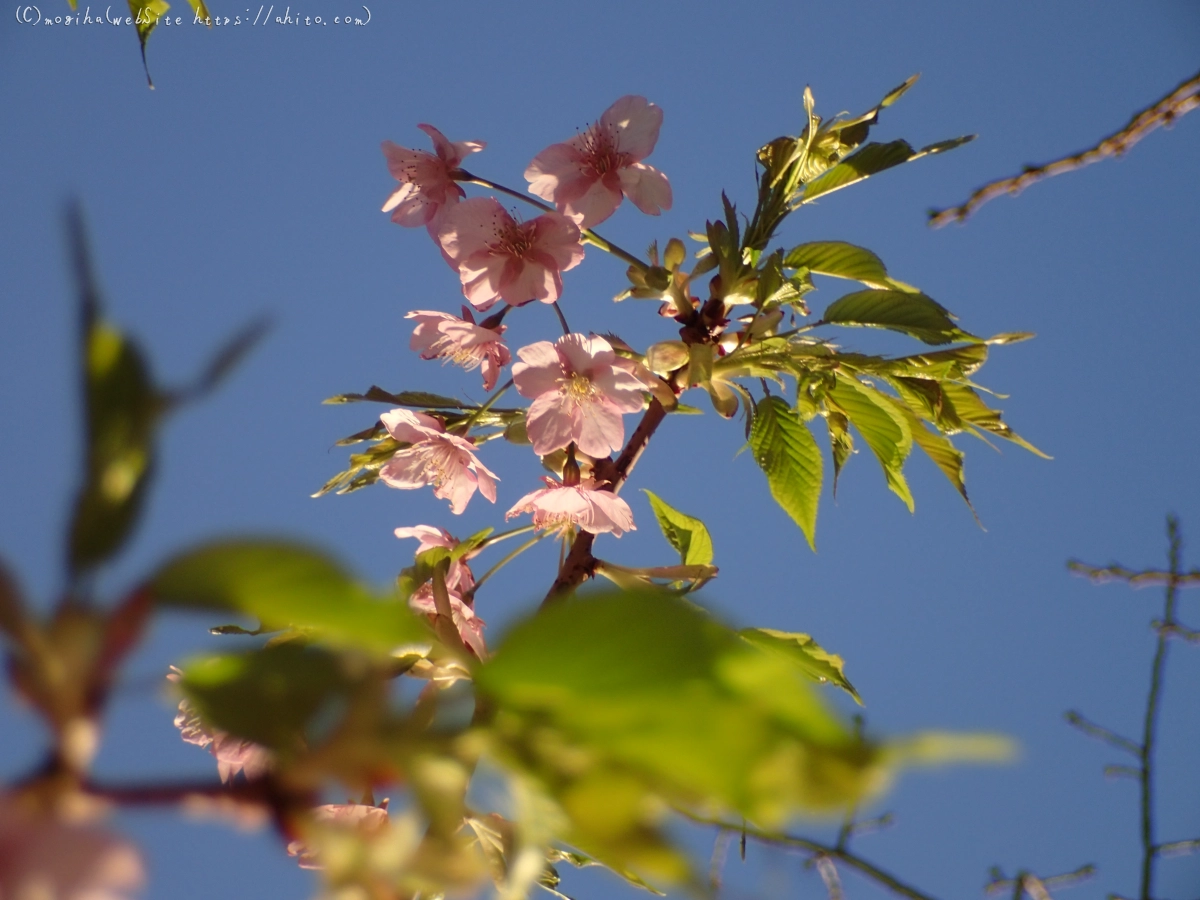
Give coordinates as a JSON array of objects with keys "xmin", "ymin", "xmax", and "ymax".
[
  {"xmin": 455, "ymin": 379, "xmax": 514, "ymax": 435},
  {"xmin": 458, "ymin": 171, "xmax": 649, "ymax": 273},
  {"xmin": 552, "ymin": 302, "xmax": 572, "ymax": 336},
  {"xmin": 476, "ymin": 523, "xmax": 536, "ymax": 551},
  {"xmin": 467, "ymin": 532, "xmax": 550, "ymax": 600}
]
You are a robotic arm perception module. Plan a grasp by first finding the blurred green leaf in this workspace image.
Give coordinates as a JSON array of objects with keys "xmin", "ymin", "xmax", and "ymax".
[
  {"xmin": 823, "ymin": 289, "xmax": 980, "ymax": 346},
  {"xmin": 149, "ymin": 540, "xmax": 429, "ymax": 657},
  {"xmin": 828, "ymin": 376, "xmax": 914, "ymax": 512},
  {"xmin": 66, "ymin": 209, "xmax": 163, "ymax": 577},
  {"xmin": 748, "ymin": 397, "xmax": 822, "ymax": 550},
  {"xmin": 642, "ymin": 491, "xmax": 714, "ymax": 567},
  {"xmin": 478, "ymin": 592, "xmax": 875, "ymax": 880},
  {"xmin": 738, "ymin": 628, "xmax": 861, "ymax": 704},
  {"xmin": 176, "ymin": 642, "xmax": 353, "ymax": 750}
]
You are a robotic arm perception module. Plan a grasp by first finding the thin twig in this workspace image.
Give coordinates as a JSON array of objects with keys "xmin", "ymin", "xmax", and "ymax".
[
  {"xmin": 929, "ymin": 69, "xmax": 1200, "ymax": 227},
  {"xmin": 676, "ymin": 809, "xmax": 939, "ymax": 900},
  {"xmin": 1067, "ymin": 561, "xmax": 1200, "ymax": 589},
  {"xmin": 1063, "ymin": 711, "xmax": 1142, "ymax": 757}
]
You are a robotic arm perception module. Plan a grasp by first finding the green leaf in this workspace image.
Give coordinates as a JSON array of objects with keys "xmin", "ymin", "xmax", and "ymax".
[
  {"xmin": 800, "ymin": 136, "xmax": 975, "ymax": 205},
  {"xmin": 149, "ymin": 540, "xmax": 429, "ymax": 657},
  {"xmin": 748, "ymin": 397, "xmax": 823, "ymax": 550},
  {"xmin": 323, "ymin": 387, "xmax": 472, "ymax": 409},
  {"xmin": 478, "ymin": 593, "xmax": 869, "ymax": 843},
  {"xmin": 940, "ymin": 383, "xmax": 1050, "ymax": 458},
  {"xmin": 738, "ymin": 628, "xmax": 861, "ymax": 705},
  {"xmin": 828, "ymin": 376, "xmax": 914, "ymax": 511},
  {"xmin": 823, "ymin": 289, "xmax": 980, "ymax": 346},
  {"xmin": 176, "ymin": 642, "xmax": 354, "ymax": 750},
  {"xmin": 127, "ymin": 0, "xmax": 171, "ymax": 89},
  {"xmin": 880, "ymin": 394, "xmax": 974, "ymax": 514},
  {"xmin": 825, "ymin": 411, "xmax": 854, "ymax": 496},
  {"xmin": 641, "ymin": 491, "xmax": 714, "ymax": 567},
  {"xmin": 783, "ymin": 241, "xmax": 902, "ymax": 291},
  {"xmin": 66, "ymin": 210, "xmax": 163, "ymax": 577}
]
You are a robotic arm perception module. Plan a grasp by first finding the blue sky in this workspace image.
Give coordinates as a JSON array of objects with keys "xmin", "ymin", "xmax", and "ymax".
[{"xmin": 2, "ymin": 3, "xmax": 1199, "ymax": 899}]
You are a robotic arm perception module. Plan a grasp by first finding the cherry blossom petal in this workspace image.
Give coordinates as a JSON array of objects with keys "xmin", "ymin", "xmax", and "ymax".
[
  {"xmin": 525, "ymin": 393, "xmax": 580, "ymax": 456},
  {"xmin": 599, "ymin": 95, "xmax": 663, "ymax": 161},
  {"xmin": 409, "ymin": 586, "xmax": 487, "ymax": 658},
  {"xmin": 381, "ymin": 126, "xmax": 483, "ymax": 231},
  {"xmin": 0, "ymin": 798, "xmax": 145, "ymax": 900},
  {"xmin": 506, "ymin": 479, "xmax": 636, "ymax": 537},
  {"xmin": 287, "ymin": 803, "xmax": 391, "ymax": 870},
  {"xmin": 619, "ymin": 162, "xmax": 673, "ymax": 216},
  {"xmin": 573, "ymin": 400, "xmax": 627, "ymax": 458},
  {"xmin": 406, "ymin": 310, "xmax": 510, "ymax": 391}
]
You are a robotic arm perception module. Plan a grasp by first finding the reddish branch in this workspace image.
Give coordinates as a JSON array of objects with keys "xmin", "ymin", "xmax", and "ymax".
[
  {"xmin": 540, "ymin": 398, "xmax": 669, "ymax": 606},
  {"xmin": 929, "ymin": 69, "xmax": 1200, "ymax": 227}
]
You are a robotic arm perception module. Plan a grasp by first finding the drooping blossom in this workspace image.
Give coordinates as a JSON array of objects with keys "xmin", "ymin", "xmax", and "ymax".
[
  {"xmin": 506, "ymin": 477, "xmax": 636, "ymax": 538},
  {"xmin": 381, "ymin": 125, "xmax": 484, "ymax": 236},
  {"xmin": 409, "ymin": 583, "xmax": 487, "ymax": 658},
  {"xmin": 512, "ymin": 333, "xmax": 655, "ymax": 458},
  {"xmin": 525, "ymin": 95, "xmax": 673, "ymax": 228},
  {"xmin": 393, "ymin": 524, "xmax": 476, "ymax": 593},
  {"xmin": 169, "ymin": 670, "xmax": 273, "ymax": 783},
  {"xmin": 379, "ymin": 409, "xmax": 498, "ymax": 515},
  {"xmin": 407, "ymin": 307, "xmax": 510, "ymax": 391},
  {"xmin": 286, "ymin": 803, "xmax": 392, "ymax": 870},
  {"xmin": 0, "ymin": 794, "xmax": 145, "ymax": 900},
  {"xmin": 437, "ymin": 197, "xmax": 584, "ymax": 310}
]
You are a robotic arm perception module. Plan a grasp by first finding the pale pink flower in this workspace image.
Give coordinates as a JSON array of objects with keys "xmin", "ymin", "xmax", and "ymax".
[
  {"xmin": 287, "ymin": 803, "xmax": 391, "ymax": 870},
  {"xmin": 437, "ymin": 197, "xmax": 585, "ymax": 310},
  {"xmin": 0, "ymin": 795, "xmax": 144, "ymax": 900},
  {"xmin": 506, "ymin": 477, "xmax": 636, "ymax": 538},
  {"xmin": 379, "ymin": 409, "xmax": 498, "ymax": 515},
  {"xmin": 381, "ymin": 125, "xmax": 485, "ymax": 236},
  {"xmin": 407, "ymin": 307, "xmax": 510, "ymax": 391},
  {"xmin": 525, "ymin": 95, "xmax": 673, "ymax": 228},
  {"xmin": 512, "ymin": 333, "xmax": 654, "ymax": 458},
  {"xmin": 393, "ymin": 524, "xmax": 476, "ymax": 593},
  {"xmin": 409, "ymin": 584, "xmax": 487, "ymax": 658},
  {"xmin": 169, "ymin": 670, "xmax": 273, "ymax": 783}
]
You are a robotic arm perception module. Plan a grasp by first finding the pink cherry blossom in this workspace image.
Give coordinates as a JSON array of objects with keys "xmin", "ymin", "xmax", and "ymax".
[
  {"xmin": 525, "ymin": 95, "xmax": 673, "ymax": 228},
  {"xmin": 506, "ymin": 477, "xmax": 636, "ymax": 538},
  {"xmin": 169, "ymin": 671, "xmax": 273, "ymax": 783},
  {"xmin": 287, "ymin": 803, "xmax": 391, "ymax": 870},
  {"xmin": 437, "ymin": 197, "xmax": 585, "ymax": 310},
  {"xmin": 379, "ymin": 409, "xmax": 498, "ymax": 515},
  {"xmin": 512, "ymin": 333, "xmax": 654, "ymax": 458},
  {"xmin": 0, "ymin": 797, "xmax": 145, "ymax": 900},
  {"xmin": 407, "ymin": 307, "xmax": 511, "ymax": 391},
  {"xmin": 381, "ymin": 125, "xmax": 485, "ymax": 236},
  {"xmin": 409, "ymin": 583, "xmax": 487, "ymax": 658},
  {"xmin": 393, "ymin": 524, "xmax": 476, "ymax": 593}
]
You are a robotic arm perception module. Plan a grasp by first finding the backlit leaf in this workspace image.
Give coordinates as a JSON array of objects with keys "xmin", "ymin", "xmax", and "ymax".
[
  {"xmin": 642, "ymin": 491, "xmax": 715, "ymax": 567},
  {"xmin": 738, "ymin": 628, "xmax": 860, "ymax": 704},
  {"xmin": 828, "ymin": 376, "xmax": 914, "ymax": 512},
  {"xmin": 823, "ymin": 289, "xmax": 980, "ymax": 346},
  {"xmin": 748, "ymin": 397, "xmax": 822, "ymax": 549}
]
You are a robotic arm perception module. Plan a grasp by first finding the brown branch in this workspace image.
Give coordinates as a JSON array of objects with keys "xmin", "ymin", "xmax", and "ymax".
[
  {"xmin": 929, "ymin": 69, "xmax": 1200, "ymax": 227},
  {"xmin": 540, "ymin": 398, "xmax": 669, "ymax": 606},
  {"xmin": 1067, "ymin": 561, "xmax": 1200, "ymax": 589}
]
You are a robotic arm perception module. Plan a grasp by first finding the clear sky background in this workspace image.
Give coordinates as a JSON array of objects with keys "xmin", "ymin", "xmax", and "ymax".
[{"xmin": 2, "ymin": 3, "xmax": 1199, "ymax": 899}]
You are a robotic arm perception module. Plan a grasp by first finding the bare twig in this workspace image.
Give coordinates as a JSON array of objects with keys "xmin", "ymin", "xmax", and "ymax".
[
  {"xmin": 986, "ymin": 865, "xmax": 1095, "ymax": 898},
  {"xmin": 929, "ymin": 69, "xmax": 1200, "ymax": 227},
  {"xmin": 1063, "ymin": 711, "xmax": 1141, "ymax": 757},
  {"xmin": 1067, "ymin": 561, "xmax": 1200, "ymax": 589},
  {"xmin": 676, "ymin": 809, "xmax": 939, "ymax": 900}
]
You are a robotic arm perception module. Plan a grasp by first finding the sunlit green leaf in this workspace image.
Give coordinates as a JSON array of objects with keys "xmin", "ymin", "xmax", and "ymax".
[
  {"xmin": 127, "ymin": 0, "xmax": 171, "ymax": 88},
  {"xmin": 149, "ymin": 540, "xmax": 429, "ymax": 657},
  {"xmin": 940, "ymin": 383, "xmax": 1050, "ymax": 458},
  {"xmin": 641, "ymin": 491, "xmax": 714, "ymax": 567},
  {"xmin": 880, "ymin": 395, "xmax": 974, "ymax": 513},
  {"xmin": 738, "ymin": 628, "xmax": 861, "ymax": 704},
  {"xmin": 783, "ymin": 241, "xmax": 905, "ymax": 291},
  {"xmin": 748, "ymin": 397, "xmax": 822, "ymax": 549},
  {"xmin": 825, "ymin": 411, "xmax": 854, "ymax": 495},
  {"xmin": 799, "ymin": 135, "xmax": 975, "ymax": 205},
  {"xmin": 828, "ymin": 376, "xmax": 914, "ymax": 512},
  {"xmin": 823, "ymin": 289, "xmax": 980, "ymax": 346}
]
